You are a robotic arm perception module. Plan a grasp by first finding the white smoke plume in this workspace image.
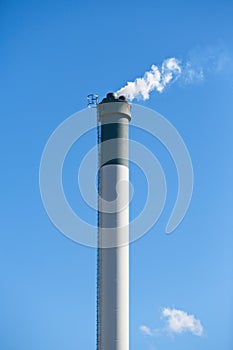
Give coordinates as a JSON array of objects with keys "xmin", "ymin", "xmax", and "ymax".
[
  {"xmin": 116, "ymin": 46, "xmax": 230, "ymax": 101},
  {"xmin": 116, "ymin": 58, "xmax": 181, "ymax": 101}
]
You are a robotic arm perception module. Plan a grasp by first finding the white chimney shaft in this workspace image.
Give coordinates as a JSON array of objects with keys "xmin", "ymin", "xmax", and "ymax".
[{"xmin": 97, "ymin": 93, "xmax": 131, "ymax": 350}]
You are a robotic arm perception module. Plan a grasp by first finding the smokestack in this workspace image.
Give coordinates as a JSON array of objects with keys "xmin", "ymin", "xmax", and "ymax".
[{"xmin": 97, "ymin": 93, "xmax": 131, "ymax": 350}]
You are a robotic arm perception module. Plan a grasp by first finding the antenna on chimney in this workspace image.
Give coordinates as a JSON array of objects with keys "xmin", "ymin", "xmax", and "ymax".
[{"xmin": 87, "ymin": 94, "xmax": 99, "ymax": 108}]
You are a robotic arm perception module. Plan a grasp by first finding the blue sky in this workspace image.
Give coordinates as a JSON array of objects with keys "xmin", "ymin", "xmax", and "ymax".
[{"xmin": 1, "ymin": 0, "xmax": 233, "ymax": 349}]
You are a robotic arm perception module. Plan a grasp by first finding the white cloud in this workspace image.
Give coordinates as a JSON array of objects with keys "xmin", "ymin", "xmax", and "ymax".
[
  {"xmin": 162, "ymin": 307, "xmax": 204, "ymax": 336},
  {"xmin": 140, "ymin": 325, "xmax": 153, "ymax": 336},
  {"xmin": 139, "ymin": 307, "xmax": 204, "ymax": 339}
]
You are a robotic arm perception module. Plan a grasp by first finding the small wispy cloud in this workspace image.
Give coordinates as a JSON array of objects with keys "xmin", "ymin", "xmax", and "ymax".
[
  {"xmin": 140, "ymin": 325, "xmax": 153, "ymax": 336},
  {"xmin": 139, "ymin": 307, "xmax": 204, "ymax": 338},
  {"xmin": 116, "ymin": 46, "xmax": 231, "ymax": 101}
]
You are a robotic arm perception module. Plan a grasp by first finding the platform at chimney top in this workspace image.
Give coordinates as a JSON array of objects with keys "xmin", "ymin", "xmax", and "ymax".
[{"xmin": 97, "ymin": 93, "xmax": 131, "ymax": 122}]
